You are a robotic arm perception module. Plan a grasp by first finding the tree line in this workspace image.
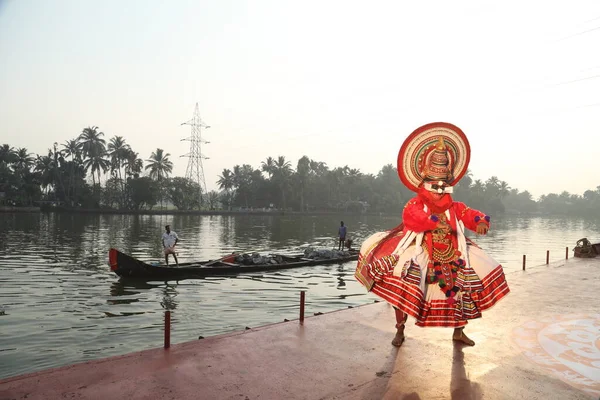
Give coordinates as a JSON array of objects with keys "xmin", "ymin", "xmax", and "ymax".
[
  {"xmin": 1, "ymin": 128, "xmax": 599, "ymax": 216},
  {"xmin": 216, "ymin": 159, "xmax": 599, "ymax": 217},
  {"xmin": 0, "ymin": 126, "xmax": 205, "ymax": 210}
]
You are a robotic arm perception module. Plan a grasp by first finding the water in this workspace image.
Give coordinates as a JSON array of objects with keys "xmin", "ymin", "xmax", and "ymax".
[{"xmin": 0, "ymin": 212, "xmax": 599, "ymax": 379}]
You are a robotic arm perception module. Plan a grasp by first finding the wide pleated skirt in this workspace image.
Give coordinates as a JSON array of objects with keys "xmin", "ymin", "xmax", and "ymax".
[{"xmin": 358, "ymin": 232, "xmax": 510, "ymax": 328}]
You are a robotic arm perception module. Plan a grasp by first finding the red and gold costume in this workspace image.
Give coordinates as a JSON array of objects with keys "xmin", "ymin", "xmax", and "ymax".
[{"xmin": 355, "ymin": 122, "xmax": 509, "ymax": 330}]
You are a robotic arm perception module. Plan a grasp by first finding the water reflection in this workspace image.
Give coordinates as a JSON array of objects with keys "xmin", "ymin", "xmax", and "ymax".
[
  {"xmin": 1, "ymin": 212, "xmax": 600, "ymax": 380},
  {"xmin": 160, "ymin": 284, "xmax": 179, "ymax": 311}
]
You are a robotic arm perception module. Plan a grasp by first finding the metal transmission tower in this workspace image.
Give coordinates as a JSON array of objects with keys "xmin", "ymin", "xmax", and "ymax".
[{"xmin": 181, "ymin": 103, "xmax": 210, "ymax": 207}]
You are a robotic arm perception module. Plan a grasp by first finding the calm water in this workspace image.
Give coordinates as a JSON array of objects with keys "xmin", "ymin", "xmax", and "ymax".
[{"xmin": 1, "ymin": 212, "xmax": 599, "ymax": 379}]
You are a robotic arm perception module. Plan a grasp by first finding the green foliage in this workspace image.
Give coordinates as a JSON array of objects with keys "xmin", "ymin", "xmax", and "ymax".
[
  {"xmin": 165, "ymin": 177, "xmax": 201, "ymax": 210},
  {"xmin": 2, "ymin": 136, "xmax": 600, "ymax": 216},
  {"xmin": 127, "ymin": 177, "xmax": 158, "ymax": 210}
]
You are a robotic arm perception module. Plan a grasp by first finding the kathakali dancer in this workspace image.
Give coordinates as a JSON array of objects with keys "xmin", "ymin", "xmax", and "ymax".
[{"xmin": 355, "ymin": 122, "xmax": 510, "ymax": 347}]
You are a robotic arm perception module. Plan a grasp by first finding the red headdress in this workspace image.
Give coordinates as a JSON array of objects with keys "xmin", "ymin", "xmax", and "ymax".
[{"xmin": 397, "ymin": 122, "xmax": 471, "ymax": 192}]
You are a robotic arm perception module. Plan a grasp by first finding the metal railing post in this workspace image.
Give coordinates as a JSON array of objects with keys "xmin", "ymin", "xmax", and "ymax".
[{"xmin": 164, "ymin": 311, "xmax": 171, "ymax": 349}]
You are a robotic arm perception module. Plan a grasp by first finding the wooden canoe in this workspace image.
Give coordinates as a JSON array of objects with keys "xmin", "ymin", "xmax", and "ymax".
[{"xmin": 109, "ymin": 248, "xmax": 359, "ymax": 280}]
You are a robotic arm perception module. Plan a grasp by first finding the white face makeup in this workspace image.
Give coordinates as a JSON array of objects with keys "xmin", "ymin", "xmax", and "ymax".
[{"xmin": 424, "ymin": 181, "xmax": 454, "ymax": 194}]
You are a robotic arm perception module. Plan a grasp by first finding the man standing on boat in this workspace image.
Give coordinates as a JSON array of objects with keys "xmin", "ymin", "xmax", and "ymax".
[
  {"xmin": 162, "ymin": 225, "xmax": 179, "ymax": 266},
  {"xmin": 338, "ymin": 221, "xmax": 347, "ymax": 251}
]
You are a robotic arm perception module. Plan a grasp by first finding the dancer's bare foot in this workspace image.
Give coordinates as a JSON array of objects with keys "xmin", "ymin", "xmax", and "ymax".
[
  {"xmin": 392, "ymin": 327, "xmax": 405, "ymax": 347},
  {"xmin": 391, "ymin": 313, "xmax": 408, "ymax": 347},
  {"xmin": 452, "ymin": 328, "xmax": 475, "ymax": 346}
]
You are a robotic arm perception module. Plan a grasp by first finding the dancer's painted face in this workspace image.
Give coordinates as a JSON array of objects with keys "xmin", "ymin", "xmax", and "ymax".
[{"xmin": 423, "ymin": 180, "xmax": 453, "ymax": 195}]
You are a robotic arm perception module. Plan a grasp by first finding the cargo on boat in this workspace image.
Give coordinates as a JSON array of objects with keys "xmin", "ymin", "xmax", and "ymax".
[{"xmin": 109, "ymin": 247, "xmax": 359, "ymax": 279}]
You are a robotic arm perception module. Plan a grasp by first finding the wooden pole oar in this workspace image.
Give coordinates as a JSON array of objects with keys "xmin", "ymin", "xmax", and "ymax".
[{"xmin": 205, "ymin": 252, "xmax": 240, "ymax": 266}]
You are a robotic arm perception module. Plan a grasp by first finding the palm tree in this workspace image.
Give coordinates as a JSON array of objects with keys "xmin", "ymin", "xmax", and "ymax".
[
  {"xmin": 260, "ymin": 156, "xmax": 275, "ymax": 177},
  {"xmin": 79, "ymin": 126, "xmax": 106, "ymax": 158},
  {"xmin": 232, "ymin": 164, "xmax": 253, "ymax": 207},
  {"xmin": 206, "ymin": 191, "xmax": 220, "ymax": 210},
  {"xmin": 61, "ymin": 139, "xmax": 83, "ymax": 206},
  {"xmin": 272, "ymin": 156, "xmax": 292, "ymax": 210},
  {"xmin": 78, "ymin": 126, "xmax": 108, "ymax": 187},
  {"xmin": 499, "ymin": 180, "xmax": 510, "ymax": 198},
  {"xmin": 0, "ymin": 144, "xmax": 16, "ymax": 165},
  {"xmin": 346, "ymin": 167, "xmax": 362, "ymax": 200},
  {"xmin": 35, "ymin": 153, "xmax": 56, "ymax": 194},
  {"xmin": 217, "ymin": 168, "xmax": 235, "ymax": 192},
  {"xmin": 82, "ymin": 150, "xmax": 110, "ymax": 188},
  {"xmin": 145, "ymin": 148, "xmax": 173, "ymax": 209},
  {"xmin": 107, "ymin": 136, "xmax": 131, "ymax": 208},
  {"xmin": 145, "ymin": 148, "xmax": 173, "ymax": 181},
  {"xmin": 107, "ymin": 136, "xmax": 130, "ymax": 180},
  {"xmin": 296, "ymin": 156, "xmax": 311, "ymax": 211},
  {"xmin": 61, "ymin": 139, "xmax": 81, "ymax": 162},
  {"xmin": 485, "ymin": 176, "xmax": 500, "ymax": 198},
  {"xmin": 35, "ymin": 144, "xmax": 65, "ymax": 197},
  {"xmin": 13, "ymin": 148, "xmax": 34, "ymax": 173},
  {"xmin": 124, "ymin": 149, "xmax": 143, "ymax": 178}
]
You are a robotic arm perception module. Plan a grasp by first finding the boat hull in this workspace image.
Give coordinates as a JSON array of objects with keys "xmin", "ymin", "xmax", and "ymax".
[{"xmin": 109, "ymin": 248, "xmax": 359, "ymax": 280}]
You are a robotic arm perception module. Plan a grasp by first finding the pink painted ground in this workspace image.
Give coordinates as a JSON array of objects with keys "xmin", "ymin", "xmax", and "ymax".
[{"xmin": 1, "ymin": 258, "xmax": 598, "ymax": 400}]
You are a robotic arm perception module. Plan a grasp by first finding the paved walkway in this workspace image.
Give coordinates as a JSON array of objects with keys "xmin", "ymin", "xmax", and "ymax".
[{"xmin": 1, "ymin": 258, "xmax": 599, "ymax": 400}]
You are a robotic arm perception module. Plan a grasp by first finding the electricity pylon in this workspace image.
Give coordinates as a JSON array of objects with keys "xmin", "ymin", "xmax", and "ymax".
[{"xmin": 181, "ymin": 103, "xmax": 210, "ymax": 207}]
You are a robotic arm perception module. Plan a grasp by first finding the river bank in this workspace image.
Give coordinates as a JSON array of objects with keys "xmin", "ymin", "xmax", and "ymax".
[
  {"xmin": 3, "ymin": 205, "xmax": 548, "ymax": 217},
  {"xmin": 34, "ymin": 206, "xmax": 381, "ymax": 217},
  {"xmin": 0, "ymin": 206, "xmax": 40, "ymax": 213}
]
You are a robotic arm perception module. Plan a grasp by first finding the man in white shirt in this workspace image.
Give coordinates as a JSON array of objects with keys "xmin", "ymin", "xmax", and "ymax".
[{"xmin": 162, "ymin": 225, "xmax": 179, "ymax": 266}]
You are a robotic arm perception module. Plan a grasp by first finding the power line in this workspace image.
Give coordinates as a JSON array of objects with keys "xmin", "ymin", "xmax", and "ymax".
[
  {"xmin": 552, "ymin": 74, "xmax": 600, "ymax": 86},
  {"xmin": 583, "ymin": 15, "xmax": 600, "ymax": 23},
  {"xmin": 554, "ymin": 24, "xmax": 600, "ymax": 42}
]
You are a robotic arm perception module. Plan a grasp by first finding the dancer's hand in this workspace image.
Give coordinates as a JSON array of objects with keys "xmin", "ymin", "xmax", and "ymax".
[{"xmin": 476, "ymin": 223, "xmax": 488, "ymax": 235}]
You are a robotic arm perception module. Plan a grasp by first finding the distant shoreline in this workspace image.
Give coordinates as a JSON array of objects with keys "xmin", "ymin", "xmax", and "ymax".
[
  {"xmin": 35, "ymin": 207, "xmax": 386, "ymax": 217},
  {"xmin": 0, "ymin": 206, "xmax": 41, "ymax": 213},
  {"xmin": 0, "ymin": 206, "xmax": 551, "ymax": 218},
  {"xmin": 0, "ymin": 205, "xmax": 383, "ymax": 217}
]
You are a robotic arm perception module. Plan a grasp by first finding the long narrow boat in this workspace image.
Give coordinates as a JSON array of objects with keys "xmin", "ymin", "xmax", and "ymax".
[{"xmin": 109, "ymin": 248, "xmax": 359, "ymax": 279}]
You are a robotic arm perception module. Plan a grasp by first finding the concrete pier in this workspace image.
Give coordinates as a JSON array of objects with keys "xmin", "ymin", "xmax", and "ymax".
[{"xmin": 1, "ymin": 258, "xmax": 598, "ymax": 399}]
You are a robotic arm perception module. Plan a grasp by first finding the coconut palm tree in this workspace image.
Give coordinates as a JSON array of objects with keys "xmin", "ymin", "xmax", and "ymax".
[
  {"xmin": 271, "ymin": 156, "xmax": 293, "ymax": 210},
  {"xmin": 35, "ymin": 150, "xmax": 58, "ymax": 195},
  {"xmin": 296, "ymin": 156, "xmax": 311, "ymax": 212},
  {"xmin": 82, "ymin": 150, "xmax": 110, "ymax": 188},
  {"xmin": 62, "ymin": 139, "xmax": 81, "ymax": 162},
  {"xmin": 78, "ymin": 126, "xmax": 108, "ymax": 187},
  {"xmin": 13, "ymin": 148, "xmax": 35, "ymax": 173},
  {"xmin": 1, "ymin": 144, "xmax": 16, "ymax": 163},
  {"xmin": 60, "ymin": 139, "xmax": 84, "ymax": 206},
  {"xmin": 232, "ymin": 164, "xmax": 254, "ymax": 207},
  {"xmin": 499, "ymin": 180, "xmax": 510, "ymax": 198},
  {"xmin": 260, "ymin": 156, "xmax": 275, "ymax": 177},
  {"xmin": 124, "ymin": 149, "xmax": 143, "ymax": 178},
  {"xmin": 145, "ymin": 148, "xmax": 173, "ymax": 209},
  {"xmin": 107, "ymin": 136, "xmax": 130, "ymax": 181},
  {"xmin": 145, "ymin": 148, "xmax": 173, "ymax": 181},
  {"xmin": 346, "ymin": 167, "xmax": 362, "ymax": 200},
  {"xmin": 217, "ymin": 168, "xmax": 235, "ymax": 191},
  {"xmin": 79, "ymin": 126, "xmax": 106, "ymax": 159},
  {"xmin": 217, "ymin": 168, "xmax": 235, "ymax": 210}
]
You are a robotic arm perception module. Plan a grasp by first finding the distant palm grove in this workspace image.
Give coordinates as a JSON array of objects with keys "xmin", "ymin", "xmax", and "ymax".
[{"xmin": 1, "ymin": 126, "xmax": 599, "ymax": 216}]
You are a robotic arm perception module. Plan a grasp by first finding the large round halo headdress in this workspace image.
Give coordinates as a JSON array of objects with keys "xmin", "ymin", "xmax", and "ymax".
[{"xmin": 397, "ymin": 122, "xmax": 471, "ymax": 192}]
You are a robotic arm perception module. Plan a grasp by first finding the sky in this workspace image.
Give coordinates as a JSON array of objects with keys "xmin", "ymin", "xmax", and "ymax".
[{"xmin": 1, "ymin": 0, "xmax": 600, "ymax": 199}]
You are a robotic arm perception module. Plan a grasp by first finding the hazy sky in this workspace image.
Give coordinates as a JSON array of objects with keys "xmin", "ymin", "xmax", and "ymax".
[{"xmin": 1, "ymin": 0, "xmax": 599, "ymax": 198}]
